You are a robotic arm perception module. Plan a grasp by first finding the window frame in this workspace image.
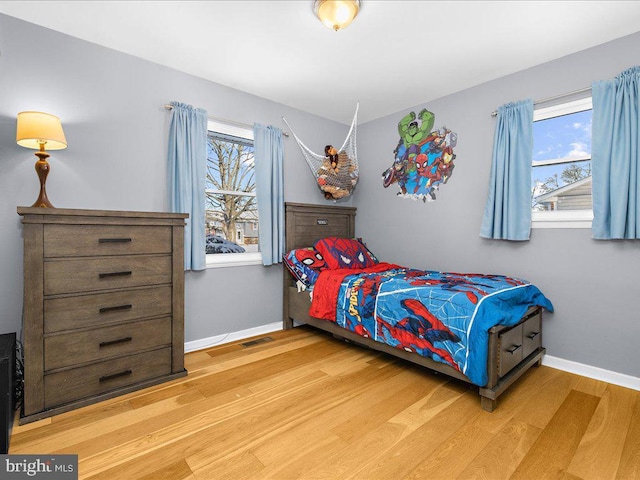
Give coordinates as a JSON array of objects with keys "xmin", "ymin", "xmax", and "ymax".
[
  {"xmin": 205, "ymin": 119, "xmax": 262, "ymax": 268},
  {"xmin": 531, "ymin": 97, "xmax": 594, "ymax": 229}
]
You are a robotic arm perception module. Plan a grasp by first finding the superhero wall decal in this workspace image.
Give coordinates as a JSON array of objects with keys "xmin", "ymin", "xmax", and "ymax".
[{"xmin": 382, "ymin": 109, "xmax": 458, "ymax": 202}]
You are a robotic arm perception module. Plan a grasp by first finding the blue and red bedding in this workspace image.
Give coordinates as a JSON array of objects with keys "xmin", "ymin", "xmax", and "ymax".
[{"xmin": 309, "ymin": 262, "xmax": 553, "ymax": 386}]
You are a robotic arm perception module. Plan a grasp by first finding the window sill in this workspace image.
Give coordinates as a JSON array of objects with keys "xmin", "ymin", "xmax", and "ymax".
[
  {"xmin": 532, "ymin": 210, "xmax": 593, "ymax": 229},
  {"xmin": 206, "ymin": 252, "xmax": 263, "ymax": 268}
]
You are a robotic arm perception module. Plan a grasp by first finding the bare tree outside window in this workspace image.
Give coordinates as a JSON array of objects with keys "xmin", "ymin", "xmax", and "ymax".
[{"xmin": 206, "ymin": 130, "xmax": 259, "ymax": 254}]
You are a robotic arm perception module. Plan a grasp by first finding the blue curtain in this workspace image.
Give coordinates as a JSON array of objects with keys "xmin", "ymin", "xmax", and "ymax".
[
  {"xmin": 167, "ymin": 101, "xmax": 208, "ymax": 271},
  {"xmin": 480, "ymin": 100, "xmax": 534, "ymax": 241},
  {"xmin": 592, "ymin": 66, "xmax": 640, "ymax": 239},
  {"xmin": 253, "ymin": 123, "xmax": 285, "ymax": 266}
]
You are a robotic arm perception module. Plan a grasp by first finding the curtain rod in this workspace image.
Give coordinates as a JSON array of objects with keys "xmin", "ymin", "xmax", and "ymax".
[
  {"xmin": 490, "ymin": 86, "xmax": 592, "ymax": 117},
  {"xmin": 164, "ymin": 104, "xmax": 289, "ymax": 137}
]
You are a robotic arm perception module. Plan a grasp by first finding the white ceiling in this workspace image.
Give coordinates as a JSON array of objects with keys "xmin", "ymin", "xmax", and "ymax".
[{"xmin": 2, "ymin": 1, "xmax": 640, "ymax": 125}]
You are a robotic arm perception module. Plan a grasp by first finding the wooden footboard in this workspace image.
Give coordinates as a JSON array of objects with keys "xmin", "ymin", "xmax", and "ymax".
[{"xmin": 479, "ymin": 306, "xmax": 545, "ymax": 411}]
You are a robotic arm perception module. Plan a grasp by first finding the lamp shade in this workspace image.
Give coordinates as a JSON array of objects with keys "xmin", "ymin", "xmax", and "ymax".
[
  {"xmin": 16, "ymin": 111, "xmax": 67, "ymax": 150},
  {"xmin": 314, "ymin": 0, "xmax": 360, "ymax": 31}
]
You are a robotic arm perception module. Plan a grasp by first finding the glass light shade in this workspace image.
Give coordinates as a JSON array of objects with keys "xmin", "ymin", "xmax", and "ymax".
[
  {"xmin": 16, "ymin": 111, "xmax": 67, "ymax": 150},
  {"xmin": 314, "ymin": 0, "xmax": 360, "ymax": 31}
]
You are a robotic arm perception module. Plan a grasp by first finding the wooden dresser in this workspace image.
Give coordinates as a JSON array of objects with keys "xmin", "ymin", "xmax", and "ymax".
[{"xmin": 17, "ymin": 207, "xmax": 188, "ymax": 423}]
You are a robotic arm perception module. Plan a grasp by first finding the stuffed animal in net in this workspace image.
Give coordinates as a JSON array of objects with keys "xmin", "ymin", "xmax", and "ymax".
[
  {"xmin": 316, "ymin": 147, "xmax": 355, "ymax": 199},
  {"xmin": 283, "ymin": 104, "xmax": 360, "ymax": 200}
]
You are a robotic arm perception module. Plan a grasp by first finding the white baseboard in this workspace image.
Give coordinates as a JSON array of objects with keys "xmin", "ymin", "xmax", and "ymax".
[
  {"xmin": 184, "ymin": 322, "xmax": 282, "ymax": 353},
  {"xmin": 185, "ymin": 326, "xmax": 640, "ymax": 392},
  {"xmin": 543, "ymin": 355, "xmax": 640, "ymax": 391}
]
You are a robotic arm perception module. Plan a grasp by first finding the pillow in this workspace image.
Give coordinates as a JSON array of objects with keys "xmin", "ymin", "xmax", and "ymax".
[
  {"xmin": 283, "ymin": 247, "xmax": 328, "ymax": 287},
  {"xmin": 314, "ymin": 237, "xmax": 378, "ymax": 270}
]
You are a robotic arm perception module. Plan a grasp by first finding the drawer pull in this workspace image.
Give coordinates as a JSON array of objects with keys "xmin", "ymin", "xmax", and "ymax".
[
  {"xmin": 527, "ymin": 331, "xmax": 540, "ymax": 340},
  {"xmin": 99, "ymin": 337, "xmax": 132, "ymax": 348},
  {"xmin": 98, "ymin": 238, "xmax": 132, "ymax": 243},
  {"xmin": 99, "ymin": 271, "xmax": 132, "ymax": 279},
  {"xmin": 99, "ymin": 304, "xmax": 133, "ymax": 314},
  {"xmin": 506, "ymin": 344, "xmax": 522, "ymax": 354},
  {"xmin": 99, "ymin": 369, "xmax": 132, "ymax": 382}
]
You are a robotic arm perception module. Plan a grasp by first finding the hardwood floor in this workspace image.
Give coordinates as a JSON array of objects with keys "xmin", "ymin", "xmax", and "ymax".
[{"xmin": 10, "ymin": 326, "xmax": 640, "ymax": 480}]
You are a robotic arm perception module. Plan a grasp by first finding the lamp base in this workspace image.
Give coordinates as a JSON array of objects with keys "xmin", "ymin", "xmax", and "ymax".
[{"xmin": 32, "ymin": 152, "xmax": 54, "ymax": 208}]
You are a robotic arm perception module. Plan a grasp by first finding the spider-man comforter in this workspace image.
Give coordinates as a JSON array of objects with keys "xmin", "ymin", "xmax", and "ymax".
[{"xmin": 309, "ymin": 262, "xmax": 553, "ymax": 386}]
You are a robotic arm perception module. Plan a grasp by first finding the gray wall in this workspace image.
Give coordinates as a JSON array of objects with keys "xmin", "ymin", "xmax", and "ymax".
[
  {"xmin": 0, "ymin": 14, "xmax": 348, "ymax": 343},
  {"xmin": 355, "ymin": 31, "xmax": 640, "ymax": 378}
]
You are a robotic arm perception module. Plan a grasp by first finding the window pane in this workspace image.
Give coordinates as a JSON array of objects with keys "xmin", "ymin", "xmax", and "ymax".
[
  {"xmin": 532, "ymin": 160, "xmax": 592, "ymax": 211},
  {"xmin": 206, "ymin": 132, "xmax": 259, "ymax": 254},
  {"xmin": 532, "ymin": 108, "xmax": 592, "ymax": 213},
  {"xmin": 533, "ymin": 109, "xmax": 592, "ymax": 163}
]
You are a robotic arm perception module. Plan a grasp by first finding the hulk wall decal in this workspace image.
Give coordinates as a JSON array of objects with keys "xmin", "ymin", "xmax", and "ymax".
[{"xmin": 382, "ymin": 109, "xmax": 457, "ymax": 202}]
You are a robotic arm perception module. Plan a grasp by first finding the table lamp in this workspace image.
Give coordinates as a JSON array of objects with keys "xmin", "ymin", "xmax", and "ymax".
[{"xmin": 16, "ymin": 111, "xmax": 67, "ymax": 208}]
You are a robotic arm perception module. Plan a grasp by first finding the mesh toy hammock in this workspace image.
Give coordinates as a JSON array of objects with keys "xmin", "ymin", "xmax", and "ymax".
[{"xmin": 282, "ymin": 103, "xmax": 359, "ymax": 200}]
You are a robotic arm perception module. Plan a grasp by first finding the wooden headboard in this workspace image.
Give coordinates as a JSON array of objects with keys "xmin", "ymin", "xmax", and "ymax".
[
  {"xmin": 285, "ymin": 202, "xmax": 356, "ymax": 251},
  {"xmin": 283, "ymin": 202, "xmax": 356, "ymax": 329}
]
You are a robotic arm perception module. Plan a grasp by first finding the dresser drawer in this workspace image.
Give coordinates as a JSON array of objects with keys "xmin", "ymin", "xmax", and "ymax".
[
  {"xmin": 44, "ymin": 255, "xmax": 172, "ymax": 295},
  {"xmin": 498, "ymin": 323, "xmax": 523, "ymax": 377},
  {"xmin": 44, "ymin": 286, "xmax": 172, "ymax": 333},
  {"xmin": 44, "ymin": 317, "xmax": 172, "ymax": 371},
  {"xmin": 522, "ymin": 311, "xmax": 542, "ymax": 358},
  {"xmin": 44, "ymin": 225, "xmax": 172, "ymax": 258},
  {"xmin": 44, "ymin": 348, "xmax": 172, "ymax": 409}
]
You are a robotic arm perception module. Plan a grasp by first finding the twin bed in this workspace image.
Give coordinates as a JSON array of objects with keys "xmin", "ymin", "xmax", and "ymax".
[{"xmin": 282, "ymin": 202, "xmax": 553, "ymax": 412}]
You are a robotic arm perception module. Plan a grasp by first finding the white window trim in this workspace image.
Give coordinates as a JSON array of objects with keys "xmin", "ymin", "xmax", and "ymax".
[
  {"xmin": 206, "ymin": 251, "xmax": 263, "ymax": 268},
  {"xmin": 533, "ymin": 97, "xmax": 592, "ymax": 122},
  {"xmin": 532, "ymin": 209, "xmax": 593, "ymax": 229},
  {"xmin": 208, "ymin": 119, "xmax": 254, "ymax": 140},
  {"xmin": 206, "ymin": 119, "xmax": 262, "ymax": 268},
  {"xmin": 532, "ymin": 97, "xmax": 593, "ymax": 229}
]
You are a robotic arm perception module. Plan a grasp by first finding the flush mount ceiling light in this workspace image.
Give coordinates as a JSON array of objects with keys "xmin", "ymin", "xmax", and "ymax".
[{"xmin": 313, "ymin": 0, "xmax": 361, "ymax": 31}]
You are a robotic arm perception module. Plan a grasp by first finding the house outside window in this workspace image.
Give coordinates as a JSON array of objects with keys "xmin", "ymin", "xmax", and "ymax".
[
  {"xmin": 205, "ymin": 120, "xmax": 262, "ymax": 267},
  {"xmin": 531, "ymin": 97, "xmax": 593, "ymax": 228}
]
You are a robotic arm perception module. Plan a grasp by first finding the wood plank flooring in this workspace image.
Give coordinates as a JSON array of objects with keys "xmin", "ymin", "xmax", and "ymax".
[{"xmin": 9, "ymin": 326, "xmax": 640, "ymax": 479}]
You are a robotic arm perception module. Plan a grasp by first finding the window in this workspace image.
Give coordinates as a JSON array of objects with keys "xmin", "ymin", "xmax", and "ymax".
[
  {"xmin": 205, "ymin": 120, "xmax": 261, "ymax": 267},
  {"xmin": 531, "ymin": 97, "xmax": 593, "ymax": 228}
]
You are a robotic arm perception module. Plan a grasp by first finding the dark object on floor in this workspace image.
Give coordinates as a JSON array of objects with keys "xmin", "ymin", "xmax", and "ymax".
[{"xmin": 0, "ymin": 332, "xmax": 16, "ymax": 454}]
